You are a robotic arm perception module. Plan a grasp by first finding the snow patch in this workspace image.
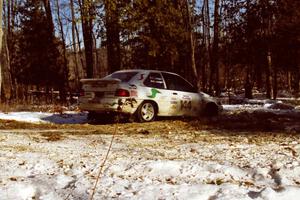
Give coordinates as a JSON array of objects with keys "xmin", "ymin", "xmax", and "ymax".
[{"xmin": 0, "ymin": 111, "xmax": 88, "ymax": 124}]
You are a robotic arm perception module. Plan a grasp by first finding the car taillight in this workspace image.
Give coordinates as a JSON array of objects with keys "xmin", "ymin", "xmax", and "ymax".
[{"xmin": 115, "ymin": 89, "xmax": 130, "ymax": 97}]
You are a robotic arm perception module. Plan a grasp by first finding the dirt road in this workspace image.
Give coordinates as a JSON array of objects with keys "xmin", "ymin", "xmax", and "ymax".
[{"xmin": 1, "ymin": 119, "xmax": 300, "ymax": 199}]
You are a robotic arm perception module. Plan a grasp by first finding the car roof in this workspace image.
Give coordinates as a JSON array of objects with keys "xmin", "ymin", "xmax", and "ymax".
[{"xmin": 113, "ymin": 69, "xmax": 180, "ymax": 76}]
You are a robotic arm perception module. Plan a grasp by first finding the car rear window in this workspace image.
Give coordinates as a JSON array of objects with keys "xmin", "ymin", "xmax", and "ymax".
[{"xmin": 109, "ymin": 72, "xmax": 138, "ymax": 82}]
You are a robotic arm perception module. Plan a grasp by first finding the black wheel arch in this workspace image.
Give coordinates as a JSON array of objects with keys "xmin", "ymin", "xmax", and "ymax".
[{"xmin": 203, "ymin": 101, "xmax": 219, "ymax": 117}]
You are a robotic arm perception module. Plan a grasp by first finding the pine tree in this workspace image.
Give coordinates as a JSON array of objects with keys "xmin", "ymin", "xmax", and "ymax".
[{"xmin": 16, "ymin": 0, "xmax": 64, "ymax": 90}]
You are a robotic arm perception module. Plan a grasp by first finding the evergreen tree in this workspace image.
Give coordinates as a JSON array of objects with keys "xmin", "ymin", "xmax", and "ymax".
[
  {"xmin": 16, "ymin": 0, "xmax": 64, "ymax": 90},
  {"xmin": 119, "ymin": 0, "xmax": 193, "ymax": 80}
]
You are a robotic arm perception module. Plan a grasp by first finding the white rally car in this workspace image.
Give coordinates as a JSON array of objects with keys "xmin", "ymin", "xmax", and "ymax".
[{"xmin": 79, "ymin": 70, "xmax": 222, "ymax": 122}]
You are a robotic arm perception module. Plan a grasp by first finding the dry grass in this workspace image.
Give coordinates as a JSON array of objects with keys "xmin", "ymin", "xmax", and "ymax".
[
  {"xmin": 0, "ymin": 109, "xmax": 299, "ymax": 148},
  {"xmin": 0, "ymin": 103, "xmax": 79, "ymax": 113},
  {"xmin": 0, "ymin": 119, "xmax": 63, "ymax": 130},
  {"xmin": 189, "ymin": 110, "xmax": 300, "ymax": 133},
  {"xmin": 40, "ymin": 132, "xmax": 65, "ymax": 141},
  {"xmin": 1, "ymin": 144, "xmax": 33, "ymax": 152}
]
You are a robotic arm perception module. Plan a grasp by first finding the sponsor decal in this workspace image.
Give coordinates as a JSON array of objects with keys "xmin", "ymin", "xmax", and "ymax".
[
  {"xmin": 117, "ymin": 98, "xmax": 137, "ymax": 111},
  {"xmin": 180, "ymin": 100, "xmax": 192, "ymax": 110},
  {"xmin": 130, "ymin": 90, "xmax": 138, "ymax": 97},
  {"xmin": 147, "ymin": 88, "xmax": 161, "ymax": 98},
  {"xmin": 182, "ymin": 95, "xmax": 192, "ymax": 100},
  {"xmin": 170, "ymin": 100, "xmax": 177, "ymax": 105},
  {"xmin": 105, "ymin": 102, "xmax": 118, "ymax": 107},
  {"xmin": 125, "ymin": 98, "xmax": 137, "ymax": 107}
]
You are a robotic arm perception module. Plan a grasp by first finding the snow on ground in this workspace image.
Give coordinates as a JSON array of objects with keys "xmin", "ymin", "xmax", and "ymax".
[
  {"xmin": 0, "ymin": 102, "xmax": 300, "ymax": 199},
  {"xmin": 1, "ymin": 128, "xmax": 300, "ymax": 200},
  {"xmin": 0, "ymin": 100, "xmax": 298, "ymax": 125},
  {"xmin": 0, "ymin": 111, "xmax": 88, "ymax": 124}
]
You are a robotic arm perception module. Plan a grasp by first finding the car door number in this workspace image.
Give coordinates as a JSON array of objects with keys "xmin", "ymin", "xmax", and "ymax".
[{"xmin": 180, "ymin": 100, "xmax": 192, "ymax": 110}]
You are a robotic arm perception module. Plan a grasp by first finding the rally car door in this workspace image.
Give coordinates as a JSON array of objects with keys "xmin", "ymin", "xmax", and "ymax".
[{"xmin": 161, "ymin": 72, "xmax": 201, "ymax": 117}]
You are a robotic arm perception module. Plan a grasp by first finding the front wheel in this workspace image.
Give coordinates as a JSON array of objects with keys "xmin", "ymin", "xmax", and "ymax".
[
  {"xmin": 136, "ymin": 101, "xmax": 157, "ymax": 122},
  {"xmin": 203, "ymin": 102, "xmax": 219, "ymax": 117}
]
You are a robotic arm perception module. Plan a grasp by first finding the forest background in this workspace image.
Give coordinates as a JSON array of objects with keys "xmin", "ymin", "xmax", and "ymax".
[{"xmin": 0, "ymin": 0, "xmax": 299, "ymax": 104}]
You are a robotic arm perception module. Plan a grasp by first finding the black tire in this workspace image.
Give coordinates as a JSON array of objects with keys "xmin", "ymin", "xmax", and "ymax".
[
  {"xmin": 87, "ymin": 112, "xmax": 115, "ymax": 124},
  {"xmin": 136, "ymin": 101, "xmax": 157, "ymax": 122},
  {"xmin": 204, "ymin": 102, "xmax": 219, "ymax": 117},
  {"xmin": 87, "ymin": 111, "xmax": 97, "ymax": 121}
]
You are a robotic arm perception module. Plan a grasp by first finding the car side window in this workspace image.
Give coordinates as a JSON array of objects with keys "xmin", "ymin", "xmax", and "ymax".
[
  {"xmin": 162, "ymin": 73, "xmax": 197, "ymax": 93},
  {"xmin": 144, "ymin": 73, "xmax": 165, "ymax": 89}
]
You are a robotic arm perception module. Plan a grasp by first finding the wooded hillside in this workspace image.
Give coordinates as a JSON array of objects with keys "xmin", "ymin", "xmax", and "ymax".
[{"xmin": 0, "ymin": 0, "xmax": 299, "ymax": 103}]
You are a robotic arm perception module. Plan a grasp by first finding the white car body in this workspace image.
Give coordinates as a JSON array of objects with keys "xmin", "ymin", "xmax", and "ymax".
[{"xmin": 79, "ymin": 70, "xmax": 222, "ymax": 121}]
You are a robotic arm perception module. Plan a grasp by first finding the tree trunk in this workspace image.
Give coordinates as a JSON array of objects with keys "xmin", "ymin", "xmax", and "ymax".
[
  {"xmin": 272, "ymin": 65, "xmax": 277, "ymax": 99},
  {"xmin": 42, "ymin": 0, "xmax": 54, "ymax": 33},
  {"xmin": 93, "ymin": 33, "xmax": 100, "ymax": 78},
  {"xmin": 210, "ymin": 0, "xmax": 220, "ymax": 96},
  {"xmin": 70, "ymin": 0, "xmax": 80, "ymax": 89},
  {"xmin": 0, "ymin": 0, "xmax": 13, "ymax": 101},
  {"xmin": 287, "ymin": 71, "xmax": 292, "ymax": 92},
  {"xmin": 244, "ymin": 66, "xmax": 253, "ymax": 99},
  {"xmin": 186, "ymin": 0, "xmax": 198, "ymax": 85},
  {"xmin": 79, "ymin": 0, "xmax": 94, "ymax": 78},
  {"xmin": 202, "ymin": 0, "xmax": 211, "ymax": 91},
  {"xmin": 266, "ymin": 50, "xmax": 273, "ymax": 99},
  {"xmin": 7, "ymin": 0, "xmax": 16, "ymax": 99},
  {"xmin": 55, "ymin": 0, "xmax": 69, "ymax": 98},
  {"xmin": 104, "ymin": 0, "xmax": 121, "ymax": 73},
  {"xmin": 244, "ymin": 0, "xmax": 253, "ymax": 99},
  {"xmin": 73, "ymin": 1, "xmax": 85, "ymax": 79},
  {"xmin": 264, "ymin": 0, "xmax": 274, "ymax": 99},
  {"xmin": 0, "ymin": 0, "xmax": 3, "ymax": 99},
  {"xmin": 295, "ymin": 61, "xmax": 300, "ymax": 96}
]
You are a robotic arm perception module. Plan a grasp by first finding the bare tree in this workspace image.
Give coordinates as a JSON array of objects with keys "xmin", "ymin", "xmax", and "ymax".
[
  {"xmin": 78, "ymin": 0, "xmax": 94, "ymax": 78},
  {"xmin": 202, "ymin": 0, "xmax": 211, "ymax": 91},
  {"xmin": 104, "ymin": 0, "xmax": 120, "ymax": 73},
  {"xmin": 186, "ymin": 0, "xmax": 198, "ymax": 85},
  {"xmin": 7, "ymin": 0, "xmax": 15, "ymax": 96},
  {"xmin": 244, "ymin": 0, "xmax": 253, "ymax": 99},
  {"xmin": 0, "ymin": 0, "xmax": 13, "ymax": 101},
  {"xmin": 261, "ymin": 0, "xmax": 274, "ymax": 99},
  {"xmin": 42, "ymin": 0, "xmax": 54, "ymax": 32},
  {"xmin": 210, "ymin": 0, "xmax": 220, "ymax": 96},
  {"xmin": 55, "ymin": 0, "xmax": 69, "ymax": 89},
  {"xmin": 0, "ymin": 0, "xmax": 3, "ymax": 98},
  {"xmin": 70, "ymin": 0, "xmax": 80, "ymax": 87}
]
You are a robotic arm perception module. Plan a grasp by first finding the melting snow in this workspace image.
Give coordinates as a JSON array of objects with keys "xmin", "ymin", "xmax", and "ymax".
[
  {"xmin": 0, "ymin": 103, "xmax": 299, "ymax": 199},
  {"xmin": 0, "ymin": 111, "xmax": 88, "ymax": 124}
]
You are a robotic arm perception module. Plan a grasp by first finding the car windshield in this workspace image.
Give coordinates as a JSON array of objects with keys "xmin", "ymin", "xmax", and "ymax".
[{"xmin": 107, "ymin": 72, "xmax": 138, "ymax": 82}]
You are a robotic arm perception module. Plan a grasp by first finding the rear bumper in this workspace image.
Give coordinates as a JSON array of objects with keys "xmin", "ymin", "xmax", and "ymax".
[{"xmin": 78, "ymin": 97, "xmax": 140, "ymax": 114}]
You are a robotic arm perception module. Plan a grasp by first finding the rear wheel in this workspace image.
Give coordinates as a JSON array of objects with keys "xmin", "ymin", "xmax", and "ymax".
[
  {"xmin": 136, "ymin": 101, "xmax": 157, "ymax": 122},
  {"xmin": 87, "ymin": 111, "xmax": 97, "ymax": 121},
  {"xmin": 87, "ymin": 111, "xmax": 115, "ymax": 124}
]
